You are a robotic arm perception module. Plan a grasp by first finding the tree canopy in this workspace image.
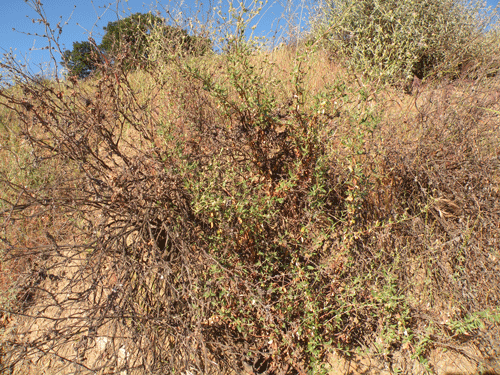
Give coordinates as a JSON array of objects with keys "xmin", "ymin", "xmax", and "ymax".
[
  {"xmin": 100, "ymin": 12, "xmax": 162, "ymax": 64},
  {"xmin": 62, "ymin": 41, "xmax": 100, "ymax": 79},
  {"xmin": 62, "ymin": 12, "xmax": 212, "ymax": 78}
]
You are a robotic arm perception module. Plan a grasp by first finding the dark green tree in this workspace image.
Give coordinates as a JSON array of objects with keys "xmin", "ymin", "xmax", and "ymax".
[
  {"xmin": 62, "ymin": 41, "xmax": 100, "ymax": 79},
  {"xmin": 100, "ymin": 13, "xmax": 212, "ymax": 66},
  {"xmin": 61, "ymin": 13, "xmax": 212, "ymax": 78},
  {"xmin": 99, "ymin": 12, "xmax": 162, "ymax": 64}
]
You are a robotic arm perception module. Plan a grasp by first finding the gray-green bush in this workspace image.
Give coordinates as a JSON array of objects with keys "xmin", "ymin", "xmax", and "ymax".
[{"xmin": 313, "ymin": 0, "xmax": 500, "ymax": 85}]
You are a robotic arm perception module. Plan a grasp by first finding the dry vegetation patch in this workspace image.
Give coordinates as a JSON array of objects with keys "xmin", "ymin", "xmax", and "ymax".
[{"xmin": 1, "ymin": 1, "xmax": 500, "ymax": 373}]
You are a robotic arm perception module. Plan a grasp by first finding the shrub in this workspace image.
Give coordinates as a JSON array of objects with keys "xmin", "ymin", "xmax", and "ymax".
[
  {"xmin": 313, "ymin": 0, "xmax": 500, "ymax": 85},
  {"xmin": 1, "ymin": 1, "xmax": 500, "ymax": 374}
]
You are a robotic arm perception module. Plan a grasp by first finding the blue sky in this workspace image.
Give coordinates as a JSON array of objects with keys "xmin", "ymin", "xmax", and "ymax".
[
  {"xmin": 1, "ymin": 0, "xmax": 498, "ymax": 78},
  {"xmin": 0, "ymin": 0, "xmax": 304, "ymax": 78}
]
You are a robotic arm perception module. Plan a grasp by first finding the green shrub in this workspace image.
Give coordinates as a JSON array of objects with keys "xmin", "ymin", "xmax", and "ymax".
[
  {"xmin": 1, "ymin": 1, "xmax": 500, "ymax": 374},
  {"xmin": 313, "ymin": 0, "xmax": 500, "ymax": 84}
]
